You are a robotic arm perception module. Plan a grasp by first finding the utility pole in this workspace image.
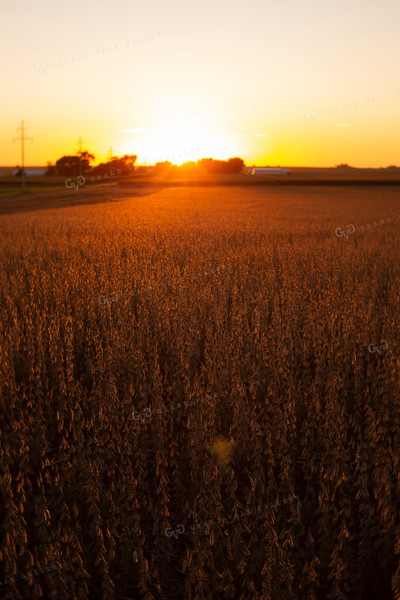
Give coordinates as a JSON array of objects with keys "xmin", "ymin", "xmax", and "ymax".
[
  {"xmin": 13, "ymin": 120, "xmax": 33, "ymax": 191},
  {"xmin": 107, "ymin": 146, "xmax": 114, "ymax": 162},
  {"xmin": 76, "ymin": 136, "xmax": 84, "ymax": 176}
]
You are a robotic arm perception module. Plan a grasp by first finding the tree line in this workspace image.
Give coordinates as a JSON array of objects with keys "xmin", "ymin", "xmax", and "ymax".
[
  {"xmin": 46, "ymin": 152, "xmax": 137, "ymax": 177},
  {"xmin": 154, "ymin": 157, "xmax": 245, "ymax": 175},
  {"xmin": 45, "ymin": 152, "xmax": 245, "ymax": 176}
]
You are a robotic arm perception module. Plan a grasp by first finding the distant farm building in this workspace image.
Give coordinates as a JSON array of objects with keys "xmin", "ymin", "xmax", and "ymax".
[
  {"xmin": 12, "ymin": 167, "xmax": 47, "ymax": 177},
  {"xmin": 249, "ymin": 167, "xmax": 290, "ymax": 175}
]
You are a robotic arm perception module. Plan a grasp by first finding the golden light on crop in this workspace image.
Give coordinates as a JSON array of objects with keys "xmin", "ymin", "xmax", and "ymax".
[
  {"xmin": 210, "ymin": 436, "xmax": 235, "ymax": 473},
  {"xmin": 2, "ymin": 183, "xmax": 400, "ymax": 597}
]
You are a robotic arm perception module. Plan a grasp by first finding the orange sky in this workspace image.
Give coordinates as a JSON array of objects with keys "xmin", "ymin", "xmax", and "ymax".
[{"xmin": 1, "ymin": 0, "xmax": 399, "ymax": 167}]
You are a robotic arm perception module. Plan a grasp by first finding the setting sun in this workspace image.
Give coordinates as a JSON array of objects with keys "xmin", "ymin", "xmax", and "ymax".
[{"xmin": 130, "ymin": 119, "xmax": 238, "ymax": 165}]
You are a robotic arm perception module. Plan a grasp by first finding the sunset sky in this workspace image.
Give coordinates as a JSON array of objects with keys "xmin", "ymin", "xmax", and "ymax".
[{"xmin": 1, "ymin": 0, "xmax": 399, "ymax": 167}]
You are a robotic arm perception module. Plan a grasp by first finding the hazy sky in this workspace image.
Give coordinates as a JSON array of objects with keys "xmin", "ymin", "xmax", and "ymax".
[{"xmin": 1, "ymin": 0, "xmax": 399, "ymax": 166}]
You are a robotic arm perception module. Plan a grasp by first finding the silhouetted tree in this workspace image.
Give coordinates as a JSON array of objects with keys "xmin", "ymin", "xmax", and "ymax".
[
  {"xmin": 154, "ymin": 161, "xmax": 172, "ymax": 174},
  {"xmin": 197, "ymin": 157, "xmax": 245, "ymax": 174},
  {"xmin": 226, "ymin": 157, "xmax": 245, "ymax": 173},
  {"xmin": 90, "ymin": 154, "xmax": 137, "ymax": 177},
  {"xmin": 55, "ymin": 156, "xmax": 79, "ymax": 176},
  {"xmin": 79, "ymin": 151, "xmax": 95, "ymax": 173},
  {"xmin": 56, "ymin": 152, "xmax": 95, "ymax": 176},
  {"xmin": 178, "ymin": 161, "xmax": 197, "ymax": 174},
  {"xmin": 45, "ymin": 161, "xmax": 57, "ymax": 176}
]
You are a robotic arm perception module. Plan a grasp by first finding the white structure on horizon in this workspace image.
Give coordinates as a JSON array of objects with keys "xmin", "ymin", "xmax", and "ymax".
[
  {"xmin": 12, "ymin": 167, "xmax": 47, "ymax": 177},
  {"xmin": 249, "ymin": 167, "xmax": 290, "ymax": 175}
]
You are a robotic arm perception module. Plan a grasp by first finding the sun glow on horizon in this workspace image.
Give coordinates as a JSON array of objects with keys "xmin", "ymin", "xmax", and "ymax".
[{"xmin": 132, "ymin": 119, "xmax": 239, "ymax": 165}]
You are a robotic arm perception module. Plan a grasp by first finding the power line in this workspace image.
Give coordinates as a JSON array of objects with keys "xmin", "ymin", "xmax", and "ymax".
[
  {"xmin": 76, "ymin": 137, "xmax": 84, "ymax": 176},
  {"xmin": 13, "ymin": 120, "xmax": 33, "ymax": 191}
]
